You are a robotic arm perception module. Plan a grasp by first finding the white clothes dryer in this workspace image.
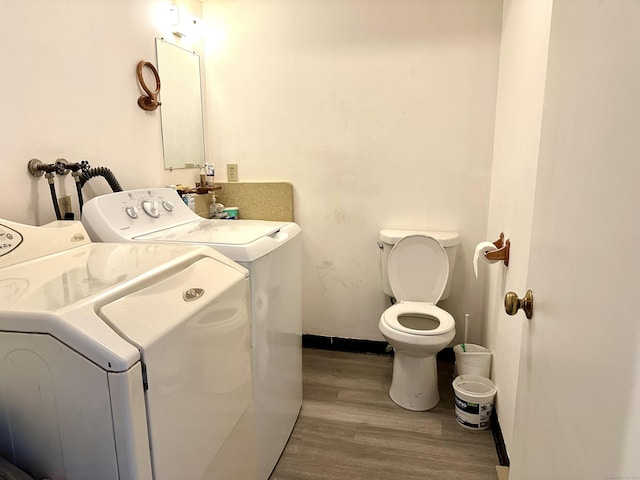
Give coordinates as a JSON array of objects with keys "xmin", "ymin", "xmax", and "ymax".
[
  {"xmin": 0, "ymin": 219, "xmax": 254, "ymax": 480},
  {"xmin": 81, "ymin": 187, "xmax": 302, "ymax": 480}
]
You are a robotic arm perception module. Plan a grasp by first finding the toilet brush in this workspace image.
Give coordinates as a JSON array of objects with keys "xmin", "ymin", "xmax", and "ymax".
[{"xmin": 461, "ymin": 313, "xmax": 470, "ymax": 352}]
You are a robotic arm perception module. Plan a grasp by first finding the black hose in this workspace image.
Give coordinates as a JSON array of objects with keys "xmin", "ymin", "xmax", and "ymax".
[
  {"xmin": 48, "ymin": 179, "xmax": 62, "ymax": 220},
  {"xmin": 79, "ymin": 167, "xmax": 123, "ymax": 192},
  {"xmin": 75, "ymin": 177, "xmax": 84, "ymax": 212}
]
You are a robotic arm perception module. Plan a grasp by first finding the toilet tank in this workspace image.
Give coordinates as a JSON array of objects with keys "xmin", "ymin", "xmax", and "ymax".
[{"xmin": 378, "ymin": 229, "xmax": 460, "ymax": 301}]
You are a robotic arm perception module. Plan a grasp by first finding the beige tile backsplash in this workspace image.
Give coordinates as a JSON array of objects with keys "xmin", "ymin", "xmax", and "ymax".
[{"xmin": 193, "ymin": 182, "xmax": 294, "ymax": 222}]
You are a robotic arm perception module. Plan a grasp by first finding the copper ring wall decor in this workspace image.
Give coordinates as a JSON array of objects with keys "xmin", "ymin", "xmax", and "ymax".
[{"xmin": 136, "ymin": 61, "xmax": 161, "ymax": 111}]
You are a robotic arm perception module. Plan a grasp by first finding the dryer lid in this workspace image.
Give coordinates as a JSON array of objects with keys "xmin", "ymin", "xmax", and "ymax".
[{"xmin": 387, "ymin": 235, "xmax": 449, "ymax": 302}]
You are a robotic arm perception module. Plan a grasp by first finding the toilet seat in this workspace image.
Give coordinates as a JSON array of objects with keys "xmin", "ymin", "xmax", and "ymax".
[
  {"xmin": 387, "ymin": 235, "xmax": 449, "ymax": 303},
  {"xmin": 382, "ymin": 302, "xmax": 455, "ymax": 336}
]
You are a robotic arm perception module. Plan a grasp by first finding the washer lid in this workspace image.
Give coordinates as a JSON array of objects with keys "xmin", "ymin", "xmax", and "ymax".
[
  {"xmin": 134, "ymin": 220, "xmax": 300, "ymax": 263},
  {"xmin": 387, "ymin": 235, "xmax": 449, "ymax": 302},
  {"xmin": 136, "ymin": 219, "xmax": 283, "ymax": 245}
]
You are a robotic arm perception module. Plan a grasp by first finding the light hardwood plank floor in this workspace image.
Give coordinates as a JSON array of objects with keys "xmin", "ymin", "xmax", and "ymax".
[{"xmin": 269, "ymin": 348, "xmax": 499, "ymax": 480}]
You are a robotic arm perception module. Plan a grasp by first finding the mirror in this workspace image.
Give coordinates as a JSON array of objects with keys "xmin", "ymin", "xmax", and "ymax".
[{"xmin": 155, "ymin": 38, "xmax": 205, "ymax": 170}]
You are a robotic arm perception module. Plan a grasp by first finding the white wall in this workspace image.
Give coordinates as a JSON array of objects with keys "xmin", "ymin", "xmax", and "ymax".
[
  {"xmin": 483, "ymin": 0, "xmax": 552, "ymax": 452},
  {"xmin": 0, "ymin": 0, "xmax": 204, "ymax": 226},
  {"xmin": 3, "ymin": 0, "xmax": 502, "ymax": 344},
  {"xmin": 202, "ymin": 0, "xmax": 502, "ymax": 342}
]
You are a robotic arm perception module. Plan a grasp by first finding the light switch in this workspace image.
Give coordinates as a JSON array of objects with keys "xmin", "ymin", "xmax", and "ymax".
[{"xmin": 227, "ymin": 163, "xmax": 239, "ymax": 182}]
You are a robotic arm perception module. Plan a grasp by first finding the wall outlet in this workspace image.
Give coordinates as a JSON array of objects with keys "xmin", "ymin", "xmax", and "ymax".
[
  {"xmin": 227, "ymin": 163, "xmax": 239, "ymax": 182},
  {"xmin": 58, "ymin": 195, "xmax": 73, "ymax": 218}
]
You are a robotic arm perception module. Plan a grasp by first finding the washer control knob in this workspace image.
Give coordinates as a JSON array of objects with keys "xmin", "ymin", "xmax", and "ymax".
[
  {"xmin": 162, "ymin": 201, "xmax": 174, "ymax": 212},
  {"xmin": 141, "ymin": 201, "xmax": 160, "ymax": 218},
  {"xmin": 125, "ymin": 206, "xmax": 139, "ymax": 219}
]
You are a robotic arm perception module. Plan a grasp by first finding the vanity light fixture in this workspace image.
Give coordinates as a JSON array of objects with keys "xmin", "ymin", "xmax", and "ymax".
[{"xmin": 168, "ymin": 4, "xmax": 204, "ymax": 38}]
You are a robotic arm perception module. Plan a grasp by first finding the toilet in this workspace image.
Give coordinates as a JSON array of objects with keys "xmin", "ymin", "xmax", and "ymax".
[{"xmin": 378, "ymin": 229, "xmax": 460, "ymax": 411}]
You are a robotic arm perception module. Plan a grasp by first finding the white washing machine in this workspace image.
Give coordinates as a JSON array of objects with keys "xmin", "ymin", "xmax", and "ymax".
[
  {"xmin": 0, "ymin": 219, "xmax": 255, "ymax": 480},
  {"xmin": 81, "ymin": 187, "xmax": 302, "ymax": 479}
]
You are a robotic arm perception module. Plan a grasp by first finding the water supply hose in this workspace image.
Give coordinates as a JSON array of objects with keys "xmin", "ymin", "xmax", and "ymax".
[
  {"xmin": 79, "ymin": 166, "xmax": 123, "ymax": 192},
  {"xmin": 47, "ymin": 173, "xmax": 62, "ymax": 220},
  {"xmin": 29, "ymin": 158, "xmax": 122, "ymax": 220},
  {"xmin": 56, "ymin": 159, "xmax": 90, "ymax": 214},
  {"xmin": 29, "ymin": 160, "xmax": 63, "ymax": 220},
  {"xmin": 74, "ymin": 173, "xmax": 84, "ymax": 212}
]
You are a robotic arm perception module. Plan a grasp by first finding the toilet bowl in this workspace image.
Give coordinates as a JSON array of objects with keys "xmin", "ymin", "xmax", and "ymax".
[{"xmin": 378, "ymin": 232, "xmax": 458, "ymax": 411}]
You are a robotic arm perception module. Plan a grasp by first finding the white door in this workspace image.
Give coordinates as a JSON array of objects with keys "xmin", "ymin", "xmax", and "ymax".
[{"xmin": 509, "ymin": 1, "xmax": 640, "ymax": 478}]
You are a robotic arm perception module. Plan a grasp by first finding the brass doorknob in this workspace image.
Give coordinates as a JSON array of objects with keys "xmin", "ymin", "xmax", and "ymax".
[{"xmin": 504, "ymin": 290, "xmax": 533, "ymax": 319}]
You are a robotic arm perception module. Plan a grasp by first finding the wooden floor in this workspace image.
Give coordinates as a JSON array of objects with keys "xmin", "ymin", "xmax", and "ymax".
[{"xmin": 269, "ymin": 348, "xmax": 499, "ymax": 480}]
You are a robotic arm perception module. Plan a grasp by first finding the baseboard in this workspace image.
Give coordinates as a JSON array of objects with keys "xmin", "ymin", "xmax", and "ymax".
[
  {"xmin": 437, "ymin": 346, "xmax": 455, "ymax": 362},
  {"xmin": 496, "ymin": 465, "xmax": 510, "ymax": 480},
  {"xmin": 302, "ymin": 335, "xmax": 457, "ymax": 361},
  {"xmin": 302, "ymin": 334, "xmax": 391, "ymax": 354},
  {"xmin": 491, "ymin": 411, "xmax": 510, "ymax": 467}
]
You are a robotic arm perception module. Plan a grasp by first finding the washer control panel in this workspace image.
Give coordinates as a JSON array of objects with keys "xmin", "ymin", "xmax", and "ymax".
[
  {"xmin": 0, "ymin": 224, "xmax": 23, "ymax": 257},
  {"xmin": 0, "ymin": 219, "xmax": 91, "ymax": 268},
  {"xmin": 82, "ymin": 188, "xmax": 200, "ymax": 242}
]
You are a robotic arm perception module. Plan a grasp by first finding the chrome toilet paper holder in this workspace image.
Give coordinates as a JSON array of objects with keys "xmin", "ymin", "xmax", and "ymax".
[{"xmin": 485, "ymin": 232, "xmax": 510, "ymax": 266}]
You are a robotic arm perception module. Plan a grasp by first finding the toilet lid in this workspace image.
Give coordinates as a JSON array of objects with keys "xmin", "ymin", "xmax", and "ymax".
[
  {"xmin": 387, "ymin": 235, "xmax": 449, "ymax": 302},
  {"xmin": 382, "ymin": 302, "xmax": 455, "ymax": 336}
]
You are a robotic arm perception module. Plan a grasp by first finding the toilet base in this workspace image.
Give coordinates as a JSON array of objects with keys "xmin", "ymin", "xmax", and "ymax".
[{"xmin": 389, "ymin": 352, "xmax": 440, "ymax": 411}]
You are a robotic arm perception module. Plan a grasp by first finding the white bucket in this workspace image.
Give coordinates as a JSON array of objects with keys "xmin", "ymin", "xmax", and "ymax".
[
  {"xmin": 453, "ymin": 375, "xmax": 497, "ymax": 431},
  {"xmin": 454, "ymin": 343, "xmax": 492, "ymax": 377}
]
